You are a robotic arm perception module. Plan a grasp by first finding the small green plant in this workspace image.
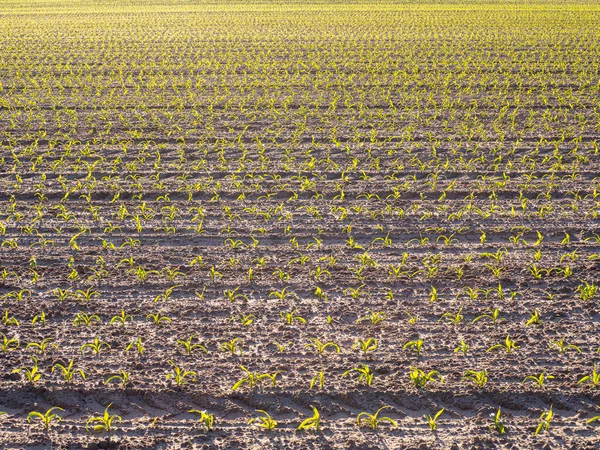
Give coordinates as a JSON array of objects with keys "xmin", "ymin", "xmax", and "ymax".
[
  {"xmin": 81, "ymin": 338, "xmax": 110, "ymax": 356},
  {"xmin": 525, "ymin": 309, "xmax": 542, "ymax": 326},
  {"xmin": 356, "ymin": 406, "xmax": 397, "ymax": 430},
  {"xmin": 0, "ymin": 332, "xmax": 19, "ymax": 352},
  {"xmin": 487, "ymin": 335, "xmax": 520, "ymax": 353},
  {"xmin": 280, "ymin": 310, "xmax": 306, "ymax": 325},
  {"xmin": 404, "ymin": 338, "xmax": 423, "ymax": 356},
  {"xmin": 86, "ymin": 404, "xmax": 122, "ymax": 432},
  {"xmin": 409, "ymin": 367, "xmax": 443, "ymax": 388},
  {"xmin": 305, "ymin": 338, "xmax": 340, "ymax": 355},
  {"xmin": 189, "ymin": 410, "xmax": 215, "ymax": 431},
  {"xmin": 105, "ymin": 370, "xmax": 132, "ymax": 388},
  {"xmin": 472, "ymin": 308, "xmax": 504, "ymax": 326},
  {"xmin": 523, "ymin": 371, "xmax": 554, "ymax": 388},
  {"xmin": 462, "ymin": 369, "xmax": 488, "ymax": 388},
  {"xmin": 550, "ymin": 338, "xmax": 581, "ymax": 354},
  {"xmin": 343, "ymin": 364, "xmax": 374, "ymax": 386},
  {"xmin": 73, "ymin": 311, "xmax": 101, "ymax": 327},
  {"xmin": 491, "ymin": 408, "xmax": 506, "ymax": 434},
  {"xmin": 220, "ymin": 338, "xmax": 243, "ymax": 356},
  {"xmin": 110, "ymin": 309, "xmax": 133, "ymax": 326},
  {"xmin": 356, "ymin": 310, "xmax": 386, "ymax": 325},
  {"xmin": 425, "ymin": 408, "xmax": 444, "ymax": 431},
  {"xmin": 13, "ymin": 357, "xmax": 42, "ymax": 383},
  {"xmin": 353, "ymin": 338, "xmax": 378, "ymax": 355},
  {"xmin": 309, "ymin": 370, "xmax": 325, "ymax": 389},
  {"xmin": 166, "ymin": 361, "xmax": 197, "ymax": 387},
  {"xmin": 586, "ymin": 406, "xmax": 600, "ymax": 424},
  {"xmin": 176, "ymin": 334, "xmax": 208, "ymax": 355},
  {"xmin": 298, "ymin": 407, "xmax": 320, "ymax": 432},
  {"xmin": 535, "ymin": 406, "xmax": 553, "ymax": 435},
  {"xmin": 125, "ymin": 337, "xmax": 145, "ymax": 356},
  {"xmin": 27, "ymin": 407, "xmax": 64, "ymax": 430},
  {"xmin": 578, "ymin": 364, "xmax": 600, "ymax": 388},
  {"xmin": 454, "ymin": 341, "xmax": 469, "ymax": 356},
  {"xmin": 52, "ymin": 359, "xmax": 86, "ymax": 383},
  {"xmin": 248, "ymin": 410, "xmax": 277, "ymax": 431},
  {"xmin": 26, "ymin": 337, "xmax": 57, "ymax": 355},
  {"xmin": 231, "ymin": 365, "xmax": 284, "ymax": 391}
]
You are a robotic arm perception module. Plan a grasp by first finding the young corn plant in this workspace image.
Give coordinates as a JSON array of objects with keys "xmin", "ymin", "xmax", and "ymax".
[
  {"xmin": 404, "ymin": 339, "xmax": 423, "ymax": 356},
  {"xmin": 472, "ymin": 308, "xmax": 504, "ymax": 327},
  {"xmin": 166, "ymin": 361, "xmax": 197, "ymax": 387},
  {"xmin": 26, "ymin": 337, "xmax": 57, "ymax": 355},
  {"xmin": 176, "ymin": 334, "xmax": 208, "ymax": 355},
  {"xmin": 110, "ymin": 310, "xmax": 133, "ymax": 326},
  {"xmin": 248, "ymin": 410, "xmax": 277, "ymax": 431},
  {"xmin": 231, "ymin": 365, "xmax": 284, "ymax": 391},
  {"xmin": 535, "ymin": 406, "xmax": 553, "ymax": 435},
  {"xmin": 105, "ymin": 370, "xmax": 132, "ymax": 388},
  {"xmin": 0, "ymin": 332, "xmax": 19, "ymax": 352},
  {"xmin": 409, "ymin": 367, "xmax": 443, "ymax": 388},
  {"xmin": 125, "ymin": 337, "xmax": 145, "ymax": 356},
  {"xmin": 305, "ymin": 338, "xmax": 340, "ymax": 355},
  {"xmin": 309, "ymin": 370, "xmax": 325, "ymax": 390},
  {"xmin": 550, "ymin": 339, "xmax": 581, "ymax": 354},
  {"xmin": 81, "ymin": 338, "xmax": 110, "ymax": 356},
  {"xmin": 487, "ymin": 335, "xmax": 520, "ymax": 353},
  {"xmin": 425, "ymin": 408, "xmax": 444, "ymax": 431},
  {"xmin": 454, "ymin": 341, "xmax": 469, "ymax": 356},
  {"xmin": 356, "ymin": 406, "xmax": 398, "ymax": 430},
  {"xmin": 189, "ymin": 410, "xmax": 215, "ymax": 431},
  {"xmin": 220, "ymin": 338, "xmax": 243, "ymax": 356},
  {"xmin": 462, "ymin": 369, "xmax": 488, "ymax": 388},
  {"xmin": 343, "ymin": 364, "xmax": 374, "ymax": 386},
  {"xmin": 27, "ymin": 407, "xmax": 64, "ymax": 430},
  {"xmin": 356, "ymin": 310, "xmax": 386, "ymax": 326},
  {"xmin": 523, "ymin": 371, "xmax": 554, "ymax": 388},
  {"xmin": 280, "ymin": 310, "xmax": 306, "ymax": 325},
  {"xmin": 52, "ymin": 359, "xmax": 86, "ymax": 383},
  {"xmin": 353, "ymin": 338, "xmax": 378, "ymax": 355},
  {"xmin": 13, "ymin": 357, "xmax": 42, "ymax": 383},
  {"xmin": 586, "ymin": 406, "xmax": 600, "ymax": 425},
  {"xmin": 491, "ymin": 408, "xmax": 506, "ymax": 434},
  {"xmin": 578, "ymin": 364, "xmax": 600, "ymax": 388},
  {"xmin": 86, "ymin": 404, "xmax": 122, "ymax": 432},
  {"xmin": 297, "ymin": 407, "xmax": 320, "ymax": 432}
]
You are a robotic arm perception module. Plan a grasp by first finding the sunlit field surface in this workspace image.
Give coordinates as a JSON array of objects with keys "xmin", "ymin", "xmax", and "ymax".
[{"xmin": 1, "ymin": 1, "xmax": 600, "ymax": 448}]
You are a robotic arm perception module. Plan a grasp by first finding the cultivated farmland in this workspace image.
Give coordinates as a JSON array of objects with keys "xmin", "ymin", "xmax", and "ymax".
[{"xmin": 1, "ymin": 0, "xmax": 600, "ymax": 448}]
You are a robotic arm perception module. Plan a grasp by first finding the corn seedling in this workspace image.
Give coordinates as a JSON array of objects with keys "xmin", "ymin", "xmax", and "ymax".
[
  {"xmin": 462, "ymin": 369, "xmax": 488, "ymax": 388},
  {"xmin": 297, "ymin": 407, "xmax": 321, "ymax": 432},
  {"xmin": 166, "ymin": 361, "xmax": 197, "ymax": 387},
  {"xmin": 86, "ymin": 404, "xmax": 122, "ymax": 432},
  {"xmin": 81, "ymin": 338, "xmax": 110, "ymax": 356},
  {"xmin": 535, "ymin": 406, "xmax": 553, "ymax": 435},
  {"xmin": 353, "ymin": 338, "xmax": 378, "ymax": 355},
  {"xmin": 176, "ymin": 334, "xmax": 208, "ymax": 355},
  {"xmin": 491, "ymin": 408, "xmax": 506, "ymax": 434},
  {"xmin": 487, "ymin": 335, "xmax": 520, "ymax": 353},
  {"xmin": 356, "ymin": 406, "xmax": 398, "ymax": 430},
  {"xmin": 578, "ymin": 364, "xmax": 600, "ymax": 388},
  {"xmin": 52, "ymin": 359, "xmax": 85, "ymax": 383},
  {"xmin": 27, "ymin": 407, "xmax": 64, "ymax": 430},
  {"xmin": 404, "ymin": 339, "xmax": 423, "ymax": 356},
  {"xmin": 310, "ymin": 370, "xmax": 325, "ymax": 389},
  {"xmin": 343, "ymin": 364, "xmax": 374, "ymax": 386},
  {"xmin": 26, "ymin": 337, "xmax": 57, "ymax": 355},
  {"xmin": 0, "ymin": 332, "xmax": 19, "ymax": 352},
  {"xmin": 105, "ymin": 370, "xmax": 132, "ymax": 388},
  {"xmin": 220, "ymin": 338, "xmax": 243, "ymax": 356},
  {"xmin": 248, "ymin": 410, "xmax": 277, "ymax": 430},
  {"xmin": 425, "ymin": 408, "xmax": 444, "ymax": 431},
  {"xmin": 409, "ymin": 367, "xmax": 443, "ymax": 388},
  {"xmin": 305, "ymin": 338, "xmax": 340, "ymax": 355},
  {"xmin": 523, "ymin": 371, "xmax": 554, "ymax": 388}
]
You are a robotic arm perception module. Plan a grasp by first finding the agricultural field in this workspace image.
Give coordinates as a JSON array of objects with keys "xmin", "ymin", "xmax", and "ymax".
[{"xmin": 1, "ymin": 0, "xmax": 600, "ymax": 448}]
